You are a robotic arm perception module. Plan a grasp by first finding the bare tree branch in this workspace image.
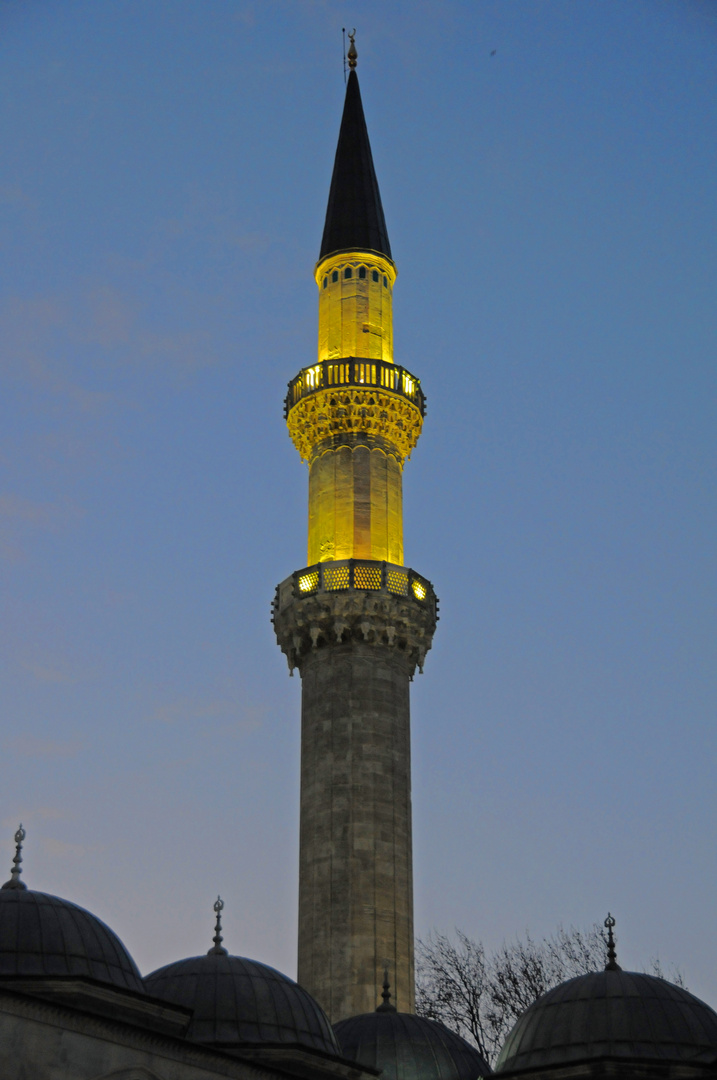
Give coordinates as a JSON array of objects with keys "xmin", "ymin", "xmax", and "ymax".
[{"xmin": 416, "ymin": 925, "xmax": 685, "ymax": 1068}]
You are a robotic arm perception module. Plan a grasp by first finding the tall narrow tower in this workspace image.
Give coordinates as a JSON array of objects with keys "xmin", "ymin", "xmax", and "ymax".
[{"xmin": 273, "ymin": 44, "xmax": 437, "ymax": 1024}]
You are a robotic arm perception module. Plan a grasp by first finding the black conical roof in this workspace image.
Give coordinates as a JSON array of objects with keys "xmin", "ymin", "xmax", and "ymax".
[{"xmin": 319, "ymin": 70, "xmax": 392, "ymax": 263}]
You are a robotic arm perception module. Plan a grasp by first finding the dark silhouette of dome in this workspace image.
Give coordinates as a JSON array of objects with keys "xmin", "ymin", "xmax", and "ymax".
[
  {"xmin": 495, "ymin": 970, "xmax": 717, "ymax": 1074},
  {"xmin": 0, "ymin": 888, "xmax": 144, "ymax": 994},
  {"xmin": 145, "ymin": 953, "xmax": 339, "ymax": 1054},
  {"xmin": 334, "ymin": 1010, "xmax": 491, "ymax": 1080}
]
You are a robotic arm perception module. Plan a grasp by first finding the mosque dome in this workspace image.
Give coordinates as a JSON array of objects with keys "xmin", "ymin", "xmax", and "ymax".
[
  {"xmin": 146, "ymin": 954, "xmax": 339, "ymax": 1052},
  {"xmin": 145, "ymin": 897, "xmax": 339, "ymax": 1054},
  {"xmin": 495, "ymin": 917, "xmax": 717, "ymax": 1075},
  {"xmin": 334, "ymin": 979, "xmax": 491, "ymax": 1080},
  {"xmin": 1, "ymin": 827, "xmax": 144, "ymax": 996},
  {"xmin": 495, "ymin": 971, "xmax": 717, "ymax": 1074},
  {"xmin": 0, "ymin": 888, "xmax": 145, "ymax": 993}
]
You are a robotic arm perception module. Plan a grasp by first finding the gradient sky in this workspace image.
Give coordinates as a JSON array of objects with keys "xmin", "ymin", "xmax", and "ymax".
[{"xmin": 2, "ymin": 0, "xmax": 716, "ymax": 1008}]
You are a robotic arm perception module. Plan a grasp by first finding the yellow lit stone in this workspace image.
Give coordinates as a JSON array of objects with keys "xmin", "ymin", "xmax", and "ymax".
[
  {"xmin": 307, "ymin": 446, "xmax": 403, "ymax": 566},
  {"xmin": 315, "ymin": 252, "xmax": 396, "ymax": 364},
  {"xmin": 286, "ymin": 247, "xmax": 422, "ymax": 569}
]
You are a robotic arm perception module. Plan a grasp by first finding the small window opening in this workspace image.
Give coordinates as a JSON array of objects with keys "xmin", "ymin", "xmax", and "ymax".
[
  {"xmin": 344, "ymin": 266, "xmax": 352, "ymax": 279},
  {"xmin": 383, "ymin": 276, "xmax": 388, "ymax": 288},
  {"xmin": 332, "ymin": 270, "xmax": 339, "ymax": 283},
  {"xmin": 323, "ymin": 277, "xmax": 328, "ymax": 289},
  {"xmin": 359, "ymin": 266, "xmax": 366, "ymax": 279},
  {"xmin": 372, "ymin": 270, "xmax": 379, "ymax": 283}
]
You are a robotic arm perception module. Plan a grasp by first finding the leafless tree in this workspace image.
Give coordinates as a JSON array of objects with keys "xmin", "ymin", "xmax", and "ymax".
[
  {"xmin": 415, "ymin": 930, "xmax": 494, "ymax": 1063},
  {"xmin": 416, "ymin": 925, "xmax": 684, "ymax": 1067}
]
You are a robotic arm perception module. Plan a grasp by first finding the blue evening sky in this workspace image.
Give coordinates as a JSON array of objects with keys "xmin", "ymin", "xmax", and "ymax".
[{"xmin": 1, "ymin": 1, "xmax": 716, "ymax": 1003}]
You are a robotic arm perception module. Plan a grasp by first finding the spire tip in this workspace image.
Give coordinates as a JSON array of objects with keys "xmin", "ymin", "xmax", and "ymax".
[
  {"xmin": 347, "ymin": 29, "xmax": 357, "ymax": 70},
  {"xmin": 208, "ymin": 895, "xmax": 228, "ymax": 956},
  {"xmin": 604, "ymin": 912, "xmax": 621, "ymax": 971},
  {"xmin": 376, "ymin": 966, "xmax": 397, "ymax": 1012},
  {"xmin": 2, "ymin": 824, "xmax": 28, "ymax": 891}
]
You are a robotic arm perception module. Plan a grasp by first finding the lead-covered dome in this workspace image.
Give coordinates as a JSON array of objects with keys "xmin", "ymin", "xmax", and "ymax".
[
  {"xmin": 0, "ymin": 888, "xmax": 144, "ymax": 994},
  {"xmin": 334, "ymin": 1010, "xmax": 491, "ymax": 1080},
  {"xmin": 145, "ymin": 952, "xmax": 340, "ymax": 1054},
  {"xmin": 495, "ymin": 970, "xmax": 717, "ymax": 1074}
]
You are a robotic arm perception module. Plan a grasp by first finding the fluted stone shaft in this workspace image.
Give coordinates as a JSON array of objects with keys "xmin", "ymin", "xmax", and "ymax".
[{"xmin": 298, "ymin": 641, "xmax": 414, "ymax": 1022}]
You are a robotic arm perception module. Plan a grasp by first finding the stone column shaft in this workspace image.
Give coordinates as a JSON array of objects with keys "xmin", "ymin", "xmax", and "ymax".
[
  {"xmin": 298, "ymin": 642, "xmax": 414, "ymax": 1022},
  {"xmin": 273, "ymin": 568, "xmax": 437, "ymax": 1023}
]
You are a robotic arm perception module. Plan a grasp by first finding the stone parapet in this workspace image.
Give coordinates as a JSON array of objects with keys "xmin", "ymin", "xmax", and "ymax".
[{"xmin": 273, "ymin": 560, "xmax": 438, "ymax": 677}]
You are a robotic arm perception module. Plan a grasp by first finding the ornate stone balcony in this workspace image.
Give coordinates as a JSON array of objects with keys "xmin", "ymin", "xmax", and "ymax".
[
  {"xmin": 273, "ymin": 560, "xmax": 438, "ymax": 677},
  {"xmin": 285, "ymin": 359, "xmax": 426, "ymax": 419},
  {"xmin": 284, "ymin": 360, "xmax": 426, "ymax": 463}
]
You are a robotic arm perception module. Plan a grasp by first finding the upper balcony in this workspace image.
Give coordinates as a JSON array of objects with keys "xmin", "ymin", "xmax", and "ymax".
[{"xmin": 284, "ymin": 358, "xmax": 426, "ymax": 421}]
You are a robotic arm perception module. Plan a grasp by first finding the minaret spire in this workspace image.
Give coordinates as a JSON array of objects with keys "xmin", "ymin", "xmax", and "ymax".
[{"xmin": 320, "ymin": 46, "xmax": 392, "ymax": 263}]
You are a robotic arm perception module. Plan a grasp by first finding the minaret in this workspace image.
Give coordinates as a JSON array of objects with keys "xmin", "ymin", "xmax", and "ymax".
[{"xmin": 273, "ymin": 39, "xmax": 437, "ymax": 1024}]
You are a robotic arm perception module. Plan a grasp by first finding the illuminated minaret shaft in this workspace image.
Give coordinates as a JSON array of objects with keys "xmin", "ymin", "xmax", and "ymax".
[{"xmin": 274, "ymin": 43, "xmax": 437, "ymax": 1024}]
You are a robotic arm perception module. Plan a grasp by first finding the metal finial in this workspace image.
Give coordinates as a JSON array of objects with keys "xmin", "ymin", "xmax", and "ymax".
[
  {"xmin": 376, "ymin": 966, "xmax": 397, "ymax": 1012},
  {"xmin": 604, "ymin": 912, "xmax": 621, "ymax": 971},
  {"xmin": 2, "ymin": 825, "xmax": 27, "ymax": 891},
  {"xmin": 347, "ymin": 30, "xmax": 357, "ymax": 70},
  {"xmin": 208, "ymin": 895, "xmax": 228, "ymax": 956}
]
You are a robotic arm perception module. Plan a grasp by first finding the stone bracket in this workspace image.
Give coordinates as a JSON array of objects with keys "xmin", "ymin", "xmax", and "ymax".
[{"xmin": 272, "ymin": 564, "xmax": 438, "ymax": 678}]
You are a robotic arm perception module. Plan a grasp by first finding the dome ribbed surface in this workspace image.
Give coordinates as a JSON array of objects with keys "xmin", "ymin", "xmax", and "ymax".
[
  {"xmin": 319, "ymin": 69, "xmax": 392, "ymax": 263},
  {"xmin": 0, "ymin": 888, "xmax": 144, "ymax": 993},
  {"xmin": 145, "ymin": 953, "xmax": 339, "ymax": 1054},
  {"xmin": 334, "ymin": 1011, "xmax": 491, "ymax": 1080},
  {"xmin": 495, "ymin": 970, "xmax": 717, "ymax": 1073}
]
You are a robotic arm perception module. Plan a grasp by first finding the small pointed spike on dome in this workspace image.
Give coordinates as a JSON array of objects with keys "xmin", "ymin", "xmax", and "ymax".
[
  {"xmin": 2, "ymin": 824, "xmax": 27, "ymax": 891},
  {"xmin": 604, "ymin": 912, "xmax": 621, "ymax": 971},
  {"xmin": 208, "ymin": 895, "xmax": 228, "ymax": 956},
  {"xmin": 347, "ymin": 29, "xmax": 357, "ymax": 69},
  {"xmin": 376, "ymin": 966, "xmax": 397, "ymax": 1012}
]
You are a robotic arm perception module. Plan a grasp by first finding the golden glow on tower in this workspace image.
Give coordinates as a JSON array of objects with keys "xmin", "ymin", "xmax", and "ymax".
[
  {"xmin": 308, "ymin": 445, "xmax": 403, "ymax": 564},
  {"xmin": 282, "ymin": 244, "xmax": 422, "ymax": 568},
  {"xmin": 315, "ymin": 251, "xmax": 396, "ymax": 363}
]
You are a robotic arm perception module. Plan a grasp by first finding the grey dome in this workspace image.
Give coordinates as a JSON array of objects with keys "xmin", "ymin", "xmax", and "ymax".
[
  {"xmin": 495, "ymin": 970, "xmax": 717, "ymax": 1074},
  {"xmin": 145, "ymin": 953, "xmax": 339, "ymax": 1054},
  {"xmin": 334, "ymin": 1011, "xmax": 491, "ymax": 1080},
  {"xmin": 0, "ymin": 888, "xmax": 144, "ymax": 994}
]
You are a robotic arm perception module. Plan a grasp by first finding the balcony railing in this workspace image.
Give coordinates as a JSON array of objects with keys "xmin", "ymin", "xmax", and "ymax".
[
  {"xmin": 284, "ymin": 359, "xmax": 426, "ymax": 420},
  {"xmin": 274, "ymin": 560, "xmax": 437, "ymax": 618}
]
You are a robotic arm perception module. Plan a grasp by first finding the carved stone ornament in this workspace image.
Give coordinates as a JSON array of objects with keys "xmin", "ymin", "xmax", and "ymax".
[
  {"xmin": 287, "ymin": 386, "xmax": 423, "ymax": 464},
  {"xmin": 273, "ymin": 573, "xmax": 437, "ymax": 678}
]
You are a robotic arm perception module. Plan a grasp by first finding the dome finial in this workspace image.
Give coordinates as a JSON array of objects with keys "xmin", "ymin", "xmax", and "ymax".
[
  {"xmin": 604, "ymin": 912, "xmax": 621, "ymax": 971},
  {"xmin": 376, "ymin": 965, "xmax": 397, "ymax": 1012},
  {"xmin": 2, "ymin": 824, "xmax": 27, "ymax": 891},
  {"xmin": 208, "ymin": 895, "xmax": 228, "ymax": 956},
  {"xmin": 347, "ymin": 29, "xmax": 357, "ymax": 70}
]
